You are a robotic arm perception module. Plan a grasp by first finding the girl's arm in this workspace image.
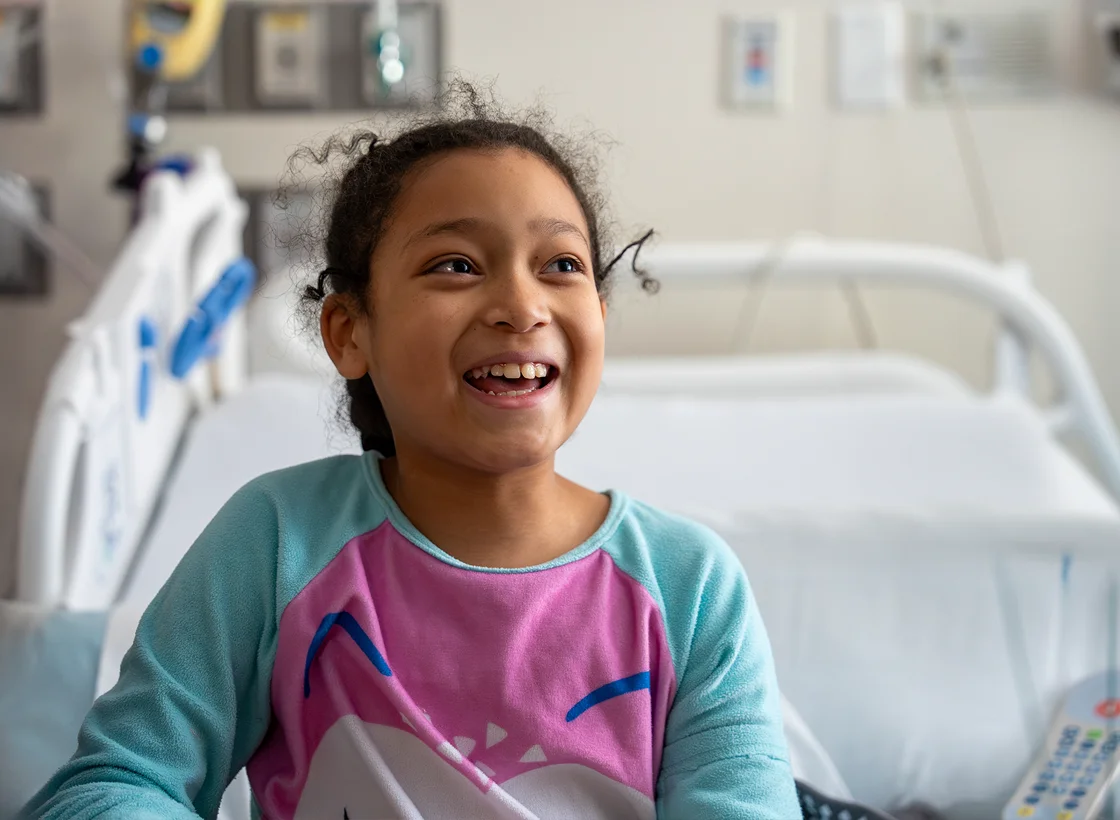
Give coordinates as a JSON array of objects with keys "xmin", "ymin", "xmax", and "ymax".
[
  {"xmin": 21, "ymin": 484, "xmax": 280, "ymax": 820},
  {"xmin": 656, "ymin": 541, "xmax": 801, "ymax": 818}
]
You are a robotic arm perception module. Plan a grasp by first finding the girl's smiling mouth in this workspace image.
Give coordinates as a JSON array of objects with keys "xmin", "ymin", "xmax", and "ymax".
[{"xmin": 462, "ymin": 356, "xmax": 560, "ymax": 407}]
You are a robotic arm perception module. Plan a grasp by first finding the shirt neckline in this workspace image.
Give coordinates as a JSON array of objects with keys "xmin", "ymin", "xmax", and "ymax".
[{"xmin": 360, "ymin": 451, "xmax": 627, "ymax": 574}]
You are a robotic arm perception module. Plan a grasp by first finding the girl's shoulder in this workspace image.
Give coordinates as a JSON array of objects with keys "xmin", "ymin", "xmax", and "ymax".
[
  {"xmin": 606, "ymin": 494, "xmax": 743, "ymax": 584},
  {"xmin": 207, "ymin": 453, "xmax": 391, "ymax": 602},
  {"xmin": 602, "ymin": 495, "xmax": 763, "ymax": 687}
]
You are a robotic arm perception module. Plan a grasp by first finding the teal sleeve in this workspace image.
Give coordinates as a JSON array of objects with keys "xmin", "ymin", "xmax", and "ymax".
[
  {"xmin": 20, "ymin": 483, "xmax": 281, "ymax": 820},
  {"xmin": 634, "ymin": 512, "xmax": 800, "ymax": 818}
]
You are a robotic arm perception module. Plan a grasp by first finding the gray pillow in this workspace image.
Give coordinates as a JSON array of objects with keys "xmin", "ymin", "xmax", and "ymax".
[{"xmin": 0, "ymin": 600, "xmax": 106, "ymax": 819}]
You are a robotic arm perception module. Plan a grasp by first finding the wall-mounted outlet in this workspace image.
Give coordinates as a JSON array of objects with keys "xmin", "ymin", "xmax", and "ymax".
[
  {"xmin": 913, "ymin": 7, "xmax": 1055, "ymax": 102},
  {"xmin": 253, "ymin": 6, "xmax": 325, "ymax": 108},
  {"xmin": 832, "ymin": 2, "xmax": 907, "ymax": 110}
]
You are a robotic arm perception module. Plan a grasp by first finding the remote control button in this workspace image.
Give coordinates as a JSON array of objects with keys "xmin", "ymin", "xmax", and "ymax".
[
  {"xmin": 1053, "ymin": 785, "xmax": 1069, "ymax": 796},
  {"xmin": 1059, "ymin": 812, "xmax": 1075, "ymax": 820},
  {"xmin": 1087, "ymin": 729, "xmax": 1104, "ymax": 739},
  {"xmin": 1082, "ymin": 740, "xmax": 1097, "ymax": 749},
  {"xmin": 1095, "ymin": 698, "xmax": 1120, "ymax": 719},
  {"xmin": 1033, "ymin": 782, "xmax": 1050, "ymax": 792},
  {"xmin": 1016, "ymin": 808, "xmax": 1034, "ymax": 818},
  {"xmin": 1075, "ymin": 750, "xmax": 1091, "ymax": 759},
  {"xmin": 1067, "ymin": 760, "xmax": 1082, "ymax": 771},
  {"xmin": 1064, "ymin": 725, "xmax": 1080, "ymax": 733},
  {"xmin": 1109, "ymin": 731, "xmax": 1120, "ymax": 742},
  {"xmin": 1060, "ymin": 734, "xmax": 1076, "ymax": 745},
  {"xmin": 1088, "ymin": 763, "xmax": 1102, "ymax": 773},
  {"xmin": 1079, "ymin": 776, "xmax": 1095, "ymax": 786},
  {"xmin": 1056, "ymin": 748, "xmax": 1070, "ymax": 757},
  {"xmin": 1060, "ymin": 774, "xmax": 1076, "ymax": 784},
  {"xmin": 1048, "ymin": 759, "xmax": 1063, "ymax": 769},
  {"xmin": 1024, "ymin": 794, "xmax": 1041, "ymax": 805},
  {"xmin": 1064, "ymin": 800, "xmax": 1081, "ymax": 810},
  {"xmin": 1072, "ymin": 788, "xmax": 1088, "ymax": 798},
  {"xmin": 1039, "ymin": 771, "xmax": 1055, "ymax": 781}
]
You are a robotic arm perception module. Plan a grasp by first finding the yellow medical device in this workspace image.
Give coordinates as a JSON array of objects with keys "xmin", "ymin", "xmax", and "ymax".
[{"xmin": 129, "ymin": 0, "xmax": 226, "ymax": 82}]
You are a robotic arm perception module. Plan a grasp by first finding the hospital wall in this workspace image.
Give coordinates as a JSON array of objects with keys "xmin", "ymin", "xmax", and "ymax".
[{"xmin": 1, "ymin": 0, "xmax": 1119, "ymax": 595}]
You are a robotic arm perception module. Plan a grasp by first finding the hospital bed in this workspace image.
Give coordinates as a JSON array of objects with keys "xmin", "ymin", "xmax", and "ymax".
[{"xmin": 6, "ymin": 151, "xmax": 1120, "ymax": 820}]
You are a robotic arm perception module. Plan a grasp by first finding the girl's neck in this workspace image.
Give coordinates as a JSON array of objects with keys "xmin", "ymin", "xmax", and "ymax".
[{"xmin": 379, "ymin": 449, "xmax": 609, "ymax": 569}]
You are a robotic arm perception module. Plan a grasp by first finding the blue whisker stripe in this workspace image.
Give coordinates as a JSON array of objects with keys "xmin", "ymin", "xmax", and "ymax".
[{"xmin": 566, "ymin": 671, "xmax": 651, "ymax": 722}]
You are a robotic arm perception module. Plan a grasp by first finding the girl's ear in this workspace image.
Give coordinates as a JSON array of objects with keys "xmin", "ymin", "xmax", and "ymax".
[{"xmin": 321, "ymin": 295, "xmax": 370, "ymax": 380}]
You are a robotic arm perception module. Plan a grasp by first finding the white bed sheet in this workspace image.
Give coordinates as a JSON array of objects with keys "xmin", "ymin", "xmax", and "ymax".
[
  {"xmin": 557, "ymin": 393, "xmax": 1119, "ymax": 519},
  {"xmin": 708, "ymin": 511, "xmax": 1120, "ymax": 817}
]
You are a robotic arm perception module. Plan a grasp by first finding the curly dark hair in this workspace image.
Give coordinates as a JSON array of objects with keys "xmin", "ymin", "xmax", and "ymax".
[{"xmin": 289, "ymin": 80, "xmax": 656, "ymax": 456}]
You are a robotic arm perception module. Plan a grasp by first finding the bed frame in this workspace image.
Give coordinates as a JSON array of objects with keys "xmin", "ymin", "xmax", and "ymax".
[
  {"xmin": 17, "ymin": 149, "xmax": 249, "ymax": 610},
  {"xmin": 14, "ymin": 172, "xmax": 1120, "ymax": 609}
]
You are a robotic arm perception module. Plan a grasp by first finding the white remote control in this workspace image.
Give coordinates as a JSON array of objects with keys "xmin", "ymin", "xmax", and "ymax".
[{"xmin": 1004, "ymin": 671, "xmax": 1120, "ymax": 819}]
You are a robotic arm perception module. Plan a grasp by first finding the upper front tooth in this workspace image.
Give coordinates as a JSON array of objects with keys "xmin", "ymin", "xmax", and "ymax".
[
  {"xmin": 490, "ymin": 365, "xmax": 505, "ymax": 377},
  {"xmin": 520, "ymin": 363, "xmax": 537, "ymax": 379},
  {"xmin": 534, "ymin": 364, "xmax": 548, "ymax": 378},
  {"xmin": 502, "ymin": 363, "xmax": 521, "ymax": 379}
]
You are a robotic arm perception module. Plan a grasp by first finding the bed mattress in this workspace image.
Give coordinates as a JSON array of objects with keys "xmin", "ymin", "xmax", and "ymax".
[
  {"xmin": 102, "ymin": 371, "xmax": 1120, "ymax": 818},
  {"xmin": 120, "ymin": 373, "xmax": 359, "ymax": 606},
  {"xmin": 126, "ymin": 376, "xmax": 1118, "ymax": 604}
]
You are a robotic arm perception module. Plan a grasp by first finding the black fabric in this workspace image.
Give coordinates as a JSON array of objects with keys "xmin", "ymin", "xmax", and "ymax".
[{"xmin": 796, "ymin": 780, "xmax": 898, "ymax": 820}]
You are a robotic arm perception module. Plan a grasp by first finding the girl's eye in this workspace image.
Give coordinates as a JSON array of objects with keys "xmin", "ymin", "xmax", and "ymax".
[
  {"xmin": 428, "ymin": 258, "xmax": 475, "ymax": 275},
  {"xmin": 545, "ymin": 257, "xmax": 584, "ymax": 274}
]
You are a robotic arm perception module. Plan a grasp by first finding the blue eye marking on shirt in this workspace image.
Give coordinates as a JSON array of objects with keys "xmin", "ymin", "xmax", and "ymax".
[
  {"xmin": 304, "ymin": 611, "xmax": 392, "ymax": 698},
  {"xmin": 565, "ymin": 671, "xmax": 651, "ymax": 722}
]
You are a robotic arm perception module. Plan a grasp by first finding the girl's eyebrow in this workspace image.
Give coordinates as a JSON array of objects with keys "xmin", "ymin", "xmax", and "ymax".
[
  {"xmin": 402, "ymin": 216, "xmax": 590, "ymax": 251},
  {"xmin": 528, "ymin": 217, "xmax": 590, "ymax": 250}
]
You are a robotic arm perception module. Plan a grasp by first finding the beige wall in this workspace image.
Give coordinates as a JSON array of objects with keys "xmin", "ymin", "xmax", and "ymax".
[{"xmin": 2, "ymin": 0, "xmax": 1120, "ymax": 592}]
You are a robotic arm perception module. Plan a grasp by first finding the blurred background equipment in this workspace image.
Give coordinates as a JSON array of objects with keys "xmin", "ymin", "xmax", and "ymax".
[{"xmin": 0, "ymin": 0, "xmax": 43, "ymax": 114}]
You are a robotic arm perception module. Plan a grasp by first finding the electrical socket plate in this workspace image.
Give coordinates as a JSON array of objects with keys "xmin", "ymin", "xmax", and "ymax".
[{"xmin": 913, "ymin": 7, "xmax": 1056, "ymax": 102}]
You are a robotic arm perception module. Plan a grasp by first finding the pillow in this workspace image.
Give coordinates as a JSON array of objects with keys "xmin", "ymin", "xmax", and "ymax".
[
  {"xmin": 0, "ymin": 600, "xmax": 107, "ymax": 818},
  {"xmin": 783, "ymin": 694, "xmax": 853, "ymax": 799}
]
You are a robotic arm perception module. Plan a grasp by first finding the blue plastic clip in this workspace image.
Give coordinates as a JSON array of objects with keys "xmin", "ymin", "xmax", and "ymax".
[
  {"xmin": 154, "ymin": 155, "xmax": 194, "ymax": 177},
  {"xmin": 170, "ymin": 257, "xmax": 257, "ymax": 380},
  {"xmin": 137, "ymin": 316, "xmax": 159, "ymax": 420}
]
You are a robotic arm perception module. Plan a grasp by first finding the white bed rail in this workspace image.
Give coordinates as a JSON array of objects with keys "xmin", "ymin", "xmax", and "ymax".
[
  {"xmin": 641, "ymin": 239, "xmax": 1120, "ymax": 499},
  {"xmin": 17, "ymin": 150, "xmax": 249, "ymax": 609}
]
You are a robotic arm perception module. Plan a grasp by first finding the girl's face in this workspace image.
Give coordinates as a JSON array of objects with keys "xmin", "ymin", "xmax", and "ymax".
[{"xmin": 332, "ymin": 147, "xmax": 607, "ymax": 474}]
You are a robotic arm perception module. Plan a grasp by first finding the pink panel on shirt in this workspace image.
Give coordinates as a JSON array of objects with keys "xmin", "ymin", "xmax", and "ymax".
[{"xmin": 247, "ymin": 521, "xmax": 676, "ymax": 819}]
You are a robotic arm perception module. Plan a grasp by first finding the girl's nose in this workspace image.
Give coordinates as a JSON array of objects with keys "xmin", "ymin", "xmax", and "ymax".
[{"xmin": 484, "ymin": 271, "xmax": 550, "ymax": 333}]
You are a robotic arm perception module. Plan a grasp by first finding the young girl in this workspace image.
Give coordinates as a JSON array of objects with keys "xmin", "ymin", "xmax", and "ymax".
[{"xmin": 25, "ymin": 86, "xmax": 799, "ymax": 819}]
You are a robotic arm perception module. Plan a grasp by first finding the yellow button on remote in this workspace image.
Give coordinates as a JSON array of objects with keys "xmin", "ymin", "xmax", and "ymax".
[
  {"xmin": 1017, "ymin": 808, "xmax": 1034, "ymax": 818},
  {"xmin": 1058, "ymin": 812, "xmax": 1074, "ymax": 820}
]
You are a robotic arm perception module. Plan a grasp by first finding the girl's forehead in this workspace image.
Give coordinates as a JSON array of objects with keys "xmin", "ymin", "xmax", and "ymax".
[{"xmin": 386, "ymin": 147, "xmax": 589, "ymax": 235}]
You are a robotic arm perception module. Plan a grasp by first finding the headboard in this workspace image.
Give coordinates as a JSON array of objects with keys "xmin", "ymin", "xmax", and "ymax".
[{"xmin": 17, "ymin": 149, "xmax": 250, "ymax": 610}]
